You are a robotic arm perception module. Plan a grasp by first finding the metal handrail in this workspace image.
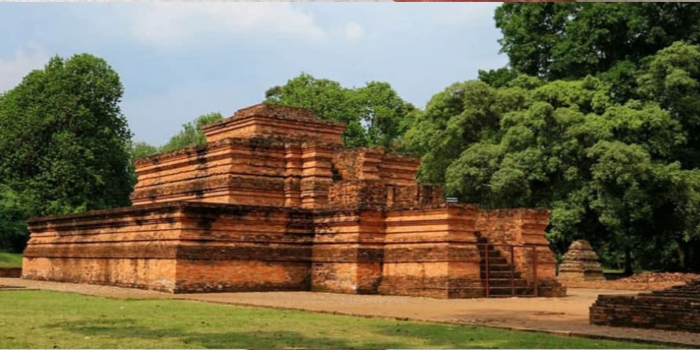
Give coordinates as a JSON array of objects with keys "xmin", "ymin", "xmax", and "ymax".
[{"xmin": 479, "ymin": 242, "xmax": 540, "ymax": 298}]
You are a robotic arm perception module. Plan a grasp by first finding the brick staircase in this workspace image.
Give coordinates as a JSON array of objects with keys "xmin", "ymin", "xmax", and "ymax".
[{"xmin": 478, "ymin": 243, "xmax": 537, "ymax": 297}]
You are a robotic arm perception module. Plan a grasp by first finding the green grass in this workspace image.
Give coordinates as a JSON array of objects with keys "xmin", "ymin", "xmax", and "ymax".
[
  {"xmin": 0, "ymin": 251, "xmax": 22, "ymax": 267},
  {"xmin": 0, "ymin": 291, "xmax": 666, "ymax": 349}
]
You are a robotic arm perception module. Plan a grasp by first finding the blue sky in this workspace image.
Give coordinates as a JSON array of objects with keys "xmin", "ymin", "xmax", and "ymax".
[{"xmin": 0, "ymin": 2, "xmax": 506, "ymax": 146}]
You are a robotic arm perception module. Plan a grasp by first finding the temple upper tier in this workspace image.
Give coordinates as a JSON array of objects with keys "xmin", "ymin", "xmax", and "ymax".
[{"xmin": 131, "ymin": 103, "xmax": 444, "ymax": 210}]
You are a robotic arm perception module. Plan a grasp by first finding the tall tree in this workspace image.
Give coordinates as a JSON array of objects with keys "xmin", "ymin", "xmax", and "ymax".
[
  {"xmin": 404, "ymin": 77, "xmax": 538, "ymax": 185},
  {"xmin": 160, "ymin": 112, "xmax": 223, "ymax": 153},
  {"xmin": 130, "ymin": 141, "xmax": 160, "ymax": 159},
  {"xmin": 409, "ymin": 75, "xmax": 700, "ymax": 273},
  {"xmin": 0, "ymin": 54, "xmax": 134, "ymax": 218},
  {"xmin": 494, "ymin": 3, "xmax": 700, "ymax": 81},
  {"xmin": 0, "ymin": 184, "xmax": 30, "ymax": 251},
  {"xmin": 351, "ymin": 82, "xmax": 414, "ymax": 149},
  {"xmin": 637, "ymin": 42, "xmax": 700, "ymax": 169},
  {"xmin": 265, "ymin": 73, "xmax": 413, "ymax": 150}
]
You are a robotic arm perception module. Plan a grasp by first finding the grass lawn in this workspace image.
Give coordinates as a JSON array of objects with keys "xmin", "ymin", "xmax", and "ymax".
[
  {"xmin": 0, "ymin": 251, "xmax": 22, "ymax": 267},
  {"xmin": 0, "ymin": 291, "xmax": 666, "ymax": 349}
]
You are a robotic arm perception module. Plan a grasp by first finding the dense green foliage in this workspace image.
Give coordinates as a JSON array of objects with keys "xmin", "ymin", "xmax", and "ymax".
[
  {"xmin": 0, "ymin": 54, "xmax": 134, "ymax": 251},
  {"xmin": 265, "ymin": 73, "xmax": 414, "ymax": 150},
  {"xmin": 1, "ymin": 291, "xmax": 659, "ymax": 348},
  {"xmin": 159, "ymin": 112, "xmax": 223, "ymax": 153},
  {"xmin": 408, "ymin": 2, "xmax": 700, "ymax": 273},
  {"xmin": 130, "ymin": 112, "xmax": 224, "ymax": 160},
  {"xmin": 407, "ymin": 73, "xmax": 700, "ymax": 273},
  {"xmin": 0, "ymin": 185, "xmax": 31, "ymax": 252},
  {"xmin": 493, "ymin": 3, "xmax": 700, "ymax": 81}
]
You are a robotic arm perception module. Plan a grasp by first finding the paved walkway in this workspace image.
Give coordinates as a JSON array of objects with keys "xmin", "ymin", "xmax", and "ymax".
[{"xmin": 2, "ymin": 277, "xmax": 699, "ymax": 347}]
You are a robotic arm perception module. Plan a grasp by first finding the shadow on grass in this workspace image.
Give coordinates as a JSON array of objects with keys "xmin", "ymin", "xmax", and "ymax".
[{"xmin": 41, "ymin": 318, "xmax": 507, "ymax": 349}]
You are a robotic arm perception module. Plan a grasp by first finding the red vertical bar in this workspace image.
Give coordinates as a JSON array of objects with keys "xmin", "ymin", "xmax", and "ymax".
[
  {"xmin": 484, "ymin": 244, "xmax": 490, "ymax": 298},
  {"xmin": 510, "ymin": 245, "xmax": 515, "ymax": 297},
  {"xmin": 532, "ymin": 245, "xmax": 538, "ymax": 297}
]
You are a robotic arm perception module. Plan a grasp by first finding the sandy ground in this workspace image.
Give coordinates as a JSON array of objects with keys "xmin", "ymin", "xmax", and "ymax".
[{"xmin": 1, "ymin": 277, "xmax": 699, "ymax": 347}]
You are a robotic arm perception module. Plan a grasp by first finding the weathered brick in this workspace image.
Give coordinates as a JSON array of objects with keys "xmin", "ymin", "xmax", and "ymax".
[
  {"xmin": 22, "ymin": 104, "xmax": 564, "ymax": 298},
  {"xmin": 590, "ymin": 280, "xmax": 700, "ymax": 332}
]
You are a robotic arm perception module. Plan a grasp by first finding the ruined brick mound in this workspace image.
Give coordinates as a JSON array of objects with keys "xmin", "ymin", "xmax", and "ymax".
[
  {"xmin": 558, "ymin": 240, "xmax": 603, "ymax": 281},
  {"xmin": 590, "ymin": 278, "xmax": 700, "ymax": 332},
  {"xmin": 618, "ymin": 272, "xmax": 700, "ymax": 284}
]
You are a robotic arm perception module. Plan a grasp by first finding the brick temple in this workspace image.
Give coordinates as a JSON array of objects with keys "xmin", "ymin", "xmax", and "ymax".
[{"xmin": 21, "ymin": 104, "xmax": 566, "ymax": 298}]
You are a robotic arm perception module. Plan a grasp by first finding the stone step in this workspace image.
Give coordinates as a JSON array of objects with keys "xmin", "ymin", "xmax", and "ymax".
[
  {"xmin": 480, "ymin": 271, "xmax": 520, "ymax": 279},
  {"xmin": 591, "ymin": 303, "xmax": 700, "ymax": 316},
  {"xmin": 481, "ymin": 264, "xmax": 513, "ymax": 272},
  {"xmin": 483, "ymin": 278, "xmax": 531, "ymax": 287},
  {"xmin": 478, "ymin": 250, "xmax": 509, "ymax": 258},
  {"xmin": 486, "ymin": 286, "xmax": 536, "ymax": 297},
  {"xmin": 645, "ymin": 292, "xmax": 700, "ymax": 300},
  {"xmin": 480, "ymin": 257, "xmax": 510, "ymax": 265}
]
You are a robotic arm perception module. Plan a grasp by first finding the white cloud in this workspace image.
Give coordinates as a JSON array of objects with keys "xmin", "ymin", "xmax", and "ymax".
[
  {"xmin": 344, "ymin": 22, "xmax": 366, "ymax": 43},
  {"xmin": 0, "ymin": 44, "xmax": 49, "ymax": 93},
  {"xmin": 125, "ymin": 3, "xmax": 328, "ymax": 47}
]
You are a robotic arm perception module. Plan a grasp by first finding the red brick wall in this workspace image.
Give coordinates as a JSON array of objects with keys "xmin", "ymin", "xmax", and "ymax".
[
  {"xmin": 202, "ymin": 104, "xmax": 346, "ymax": 145},
  {"xmin": 175, "ymin": 260, "xmax": 310, "ymax": 293},
  {"xmin": 312, "ymin": 210, "xmax": 384, "ymax": 294},
  {"xmin": 379, "ymin": 205, "xmax": 483, "ymax": 298},
  {"xmin": 23, "ymin": 257, "xmax": 178, "ymax": 291}
]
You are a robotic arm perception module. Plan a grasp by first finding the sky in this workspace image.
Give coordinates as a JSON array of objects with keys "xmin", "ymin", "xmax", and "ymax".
[{"xmin": 0, "ymin": 2, "xmax": 506, "ymax": 146}]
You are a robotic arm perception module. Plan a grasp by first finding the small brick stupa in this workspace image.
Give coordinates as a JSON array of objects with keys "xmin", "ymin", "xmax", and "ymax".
[
  {"xmin": 21, "ymin": 104, "xmax": 565, "ymax": 298},
  {"xmin": 558, "ymin": 240, "xmax": 604, "ymax": 281}
]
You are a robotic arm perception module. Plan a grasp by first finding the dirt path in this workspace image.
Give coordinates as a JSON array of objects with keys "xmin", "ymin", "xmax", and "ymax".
[{"xmin": 2, "ymin": 277, "xmax": 699, "ymax": 347}]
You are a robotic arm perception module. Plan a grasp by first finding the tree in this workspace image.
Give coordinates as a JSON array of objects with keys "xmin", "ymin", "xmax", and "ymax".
[
  {"xmin": 410, "ymin": 74, "xmax": 700, "ymax": 272},
  {"xmin": 494, "ymin": 3, "xmax": 700, "ymax": 81},
  {"xmin": 0, "ymin": 184, "xmax": 30, "ymax": 252},
  {"xmin": 160, "ymin": 112, "xmax": 223, "ymax": 153},
  {"xmin": 476, "ymin": 4, "xmax": 700, "ymax": 271},
  {"xmin": 351, "ymin": 82, "xmax": 414, "ymax": 149},
  {"xmin": 0, "ymin": 54, "xmax": 134, "ymax": 220},
  {"xmin": 637, "ymin": 41, "xmax": 700, "ymax": 169},
  {"xmin": 404, "ymin": 78, "xmax": 535, "ymax": 185},
  {"xmin": 128, "ymin": 112, "xmax": 224, "ymax": 162},
  {"xmin": 478, "ymin": 67, "xmax": 520, "ymax": 88},
  {"xmin": 264, "ymin": 73, "xmax": 413, "ymax": 150},
  {"xmin": 131, "ymin": 141, "xmax": 160, "ymax": 159}
]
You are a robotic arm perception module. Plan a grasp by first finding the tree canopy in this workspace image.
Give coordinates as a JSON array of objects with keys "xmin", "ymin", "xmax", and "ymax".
[
  {"xmin": 406, "ymin": 70, "xmax": 700, "ymax": 272},
  {"xmin": 129, "ymin": 112, "xmax": 224, "ymax": 160},
  {"xmin": 413, "ymin": 2, "xmax": 700, "ymax": 273},
  {"xmin": 494, "ymin": 3, "xmax": 700, "ymax": 81},
  {"xmin": 265, "ymin": 73, "xmax": 414, "ymax": 150},
  {"xmin": 0, "ymin": 54, "xmax": 134, "ymax": 251},
  {"xmin": 159, "ymin": 112, "xmax": 224, "ymax": 153}
]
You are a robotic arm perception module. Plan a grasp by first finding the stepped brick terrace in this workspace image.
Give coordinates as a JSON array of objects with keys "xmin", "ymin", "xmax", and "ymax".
[
  {"xmin": 21, "ymin": 104, "xmax": 566, "ymax": 298},
  {"xmin": 590, "ymin": 279, "xmax": 700, "ymax": 332}
]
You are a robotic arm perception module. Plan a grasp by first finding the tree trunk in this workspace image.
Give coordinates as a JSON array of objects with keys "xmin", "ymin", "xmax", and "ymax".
[
  {"xmin": 687, "ymin": 240, "xmax": 700, "ymax": 273},
  {"xmin": 677, "ymin": 241, "xmax": 687, "ymax": 271},
  {"xmin": 624, "ymin": 247, "xmax": 633, "ymax": 276}
]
